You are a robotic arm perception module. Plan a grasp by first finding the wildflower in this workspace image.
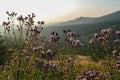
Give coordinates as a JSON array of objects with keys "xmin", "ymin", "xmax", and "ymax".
[
  {"xmin": 67, "ymin": 57, "xmax": 73, "ymax": 63},
  {"xmin": 107, "ymin": 28, "xmax": 112, "ymax": 34},
  {"xmin": 79, "ymin": 43, "xmax": 84, "ymax": 46},
  {"xmin": 89, "ymin": 72, "xmax": 96, "ymax": 78},
  {"xmin": 116, "ymin": 63, "xmax": 120, "ymax": 69},
  {"xmin": 76, "ymin": 75, "xmax": 86, "ymax": 80},
  {"xmin": 46, "ymin": 49, "xmax": 53, "ymax": 56},
  {"xmin": 116, "ymin": 60, "xmax": 120, "ymax": 64},
  {"xmin": 67, "ymin": 31, "xmax": 75, "ymax": 37},
  {"xmin": 6, "ymin": 22, "xmax": 10, "ymax": 25},
  {"xmin": 97, "ymin": 37, "xmax": 105, "ymax": 41},
  {"xmin": 41, "ymin": 51, "xmax": 46, "ymax": 58},
  {"xmin": 24, "ymin": 40, "xmax": 29, "ymax": 45},
  {"xmin": 75, "ymin": 40, "xmax": 80, "ymax": 45},
  {"xmin": 43, "ymin": 63, "xmax": 50, "ymax": 70},
  {"xmin": 37, "ymin": 46, "xmax": 44, "ymax": 52},
  {"xmin": 112, "ymin": 50, "xmax": 117, "ymax": 55},
  {"xmin": 8, "ymin": 48, "xmax": 14, "ymax": 53},
  {"xmin": 39, "ymin": 35, "xmax": 46, "ymax": 42},
  {"xmin": 115, "ymin": 31, "xmax": 120, "ymax": 36},
  {"xmin": 70, "ymin": 31, "xmax": 75, "ymax": 36},
  {"xmin": 89, "ymin": 39, "xmax": 94, "ymax": 45},
  {"xmin": 67, "ymin": 32, "xmax": 71, "ymax": 36},
  {"xmin": 101, "ymin": 29, "xmax": 107, "ymax": 35},
  {"xmin": 75, "ymin": 40, "xmax": 83, "ymax": 47},
  {"xmin": 49, "ymin": 34, "xmax": 55, "ymax": 42},
  {"xmin": 49, "ymin": 60, "xmax": 56, "ymax": 69},
  {"xmin": 2, "ymin": 22, "xmax": 6, "ymax": 26},
  {"xmin": 114, "ymin": 39, "xmax": 120, "ymax": 44},
  {"xmin": 24, "ymin": 16, "xmax": 28, "ymax": 20},
  {"xmin": 41, "ymin": 21, "xmax": 44, "ymax": 25},
  {"xmin": 32, "ymin": 13, "xmax": 35, "ymax": 17},
  {"xmin": 32, "ymin": 47, "xmax": 37, "ymax": 51},
  {"xmin": 94, "ymin": 33, "xmax": 99, "ymax": 39},
  {"xmin": 69, "ymin": 37, "xmax": 74, "ymax": 43},
  {"xmin": 72, "ymin": 40, "xmax": 76, "ymax": 47},
  {"xmin": 37, "ymin": 21, "xmax": 41, "ymax": 24},
  {"xmin": 49, "ymin": 32, "xmax": 61, "ymax": 42},
  {"xmin": 26, "ymin": 56, "xmax": 30, "ymax": 61},
  {"xmin": 56, "ymin": 33, "xmax": 60, "ymax": 41},
  {"xmin": 6, "ymin": 11, "xmax": 9, "ymax": 15}
]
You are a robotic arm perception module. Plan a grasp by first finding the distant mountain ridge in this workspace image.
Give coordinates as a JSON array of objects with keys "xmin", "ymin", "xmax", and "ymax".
[{"xmin": 55, "ymin": 10, "xmax": 120, "ymax": 26}]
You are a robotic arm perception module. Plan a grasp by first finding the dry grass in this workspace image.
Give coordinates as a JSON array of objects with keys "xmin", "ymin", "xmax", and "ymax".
[
  {"xmin": 55, "ymin": 54, "xmax": 105, "ymax": 71},
  {"xmin": 75, "ymin": 55, "xmax": 105, "ymax": 70},
  {"xmin": 75, "ymin": 55, "xmax": 91, "ymax": 65}
]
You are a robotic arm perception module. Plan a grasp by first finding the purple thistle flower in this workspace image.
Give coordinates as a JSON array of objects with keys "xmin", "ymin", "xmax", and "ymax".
[
  {"xmin": 49, "ymin": 34, "xmax": 55, "ymax": 42},
  {"xmin": 49, "ymin": 60, "xmax": 56, "ymax": 69},
  {"xmin": 115, "ymin": 31, "xmax": 120, "ymax": 36},
  {"xmin": 116, "ymin": 60, "xmax": 120, "ymax": 64},
  {"xmin": 116, "ymin": 64, "xmax": 120, "ymax": 69},
  {"xmin": 114, "ymin": 39, "xmax": 120, "ymax": 44},
  {"xmin": 37, "ymin": 46, "xmax": 44, "ymax": 52},
  {"xmin": 69, "ymin": 37, "xmax": 74, "ymax": 43},
  {"xmin": 89, "ymin": 39, "xmax": 94, "ymax": 45},
  {"xmin": 97, "ymin": 36, "xmax": 105, "ymax": 41},
  {"xmin": 107, "ymin": 28, "xmax": 112, "ymax": 34},
  {"xmin": 46, "ymin": 49, "xmax": 53, "ymax": 56},
  {"xmin": 101, "ymin": 29, "xmax": 107, "ymax": 35},
  {"xmin": 75, "ymin": 40, "xmax": 83, "ymax": 47},
  {"xmin": 94, "ymin": 33, "xmax": 99, "ymax": 39},
  {"xmin": 32, "ymin": 47, "xmax": 37, "ymax": 51},
  {"xmin": 112, "ymin": 50, "xmax": 117, "ymax": 55}
]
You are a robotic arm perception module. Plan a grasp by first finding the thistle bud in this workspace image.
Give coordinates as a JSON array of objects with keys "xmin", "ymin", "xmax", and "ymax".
[{"xmin": 89, "ymin": 39, "xmax": 94, "ymax": 45}]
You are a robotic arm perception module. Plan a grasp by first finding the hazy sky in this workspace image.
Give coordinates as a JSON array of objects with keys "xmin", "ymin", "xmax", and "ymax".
[{"xmin": 0, "ymin": 0, "xmax": 120, "ymax": 24}]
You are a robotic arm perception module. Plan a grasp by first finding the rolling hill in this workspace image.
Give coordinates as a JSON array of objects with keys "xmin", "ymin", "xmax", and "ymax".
[{"xmin": 52, "ymin": 10, "xmax": 120, "ymax": 26}]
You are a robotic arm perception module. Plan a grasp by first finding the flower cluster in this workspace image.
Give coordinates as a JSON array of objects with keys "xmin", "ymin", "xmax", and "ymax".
[
  {"xmin": 112, "ymin": 50, "xmax": 120, "ymax": 72},
  {"xmin": 63, "ymin": 30, "xmax": 83, "ymax": 47},
  {"xmin": 89, "ymin": 28, "xmax": 120, "ymax": 46},
  {"xmin": 76, "ymin": 69, "xmax": 109, "ymax": 80},
  {"xmin": 29, "ymin": 42, "xmax": 55, "ymax": 59},
  {"xmin": 2, "ymin": 21, "xmax": 11, "ymax": 34},
  {"xmin": 6, "ymin": 11, "xmax": 17, "ymax": 17},
  {"xmin": 42, "ymin": 49, "xmax": 55, "ymax": 59},
  {"xmin": 49, "ymin": 31, "xmax": 61, "ymax": 43}
]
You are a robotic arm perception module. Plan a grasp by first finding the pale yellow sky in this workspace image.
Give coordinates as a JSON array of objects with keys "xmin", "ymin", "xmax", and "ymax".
[{"xmin": 0, "ymin": 0, "xmax": 120, "ymax": 24}]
